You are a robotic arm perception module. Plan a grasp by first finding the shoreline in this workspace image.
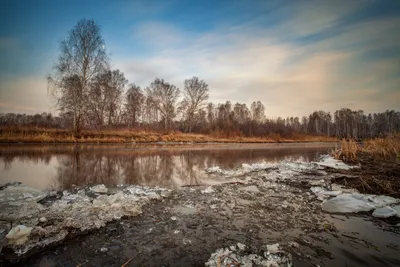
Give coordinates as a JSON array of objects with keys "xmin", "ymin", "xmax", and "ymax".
[
  {"xmin": 0, "ymin": 140, "xmax": 340, "ymax": 145},
  {"xmin": 0, "ymin": 127, "xmax": 339, "ymax": 144}
]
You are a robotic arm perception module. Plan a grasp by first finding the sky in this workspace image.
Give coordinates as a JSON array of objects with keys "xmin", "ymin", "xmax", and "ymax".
[{"xmin": 0, "ymin": 0, "xmax": 399, "ymax": 118}]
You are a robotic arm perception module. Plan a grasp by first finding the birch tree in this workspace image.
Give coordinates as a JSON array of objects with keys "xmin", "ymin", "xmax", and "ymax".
[
  {"xmin": 125, "ymin": 83, "xmax": 144, "ymax": 127},
  {"xmin": 182, "ymin": 77, "xmax": 209, "ymax": 132},
  {"xmin": 48, "ymin": 19, "xmax": 108, "ymax": 135},
  {"xmin": 146, "ymin": 78, "xmax": 180, "ymax": 129}
]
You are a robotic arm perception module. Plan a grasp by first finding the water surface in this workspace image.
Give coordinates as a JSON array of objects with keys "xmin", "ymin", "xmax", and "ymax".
[{"xmin": 0, "ymin": 143, "xmax": 338, "ymax": 190}]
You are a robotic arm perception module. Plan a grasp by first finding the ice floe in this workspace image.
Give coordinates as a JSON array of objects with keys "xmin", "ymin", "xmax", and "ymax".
[
  {"xmin": 321, "ymin": 193, "xmax": 400, "ymax": 215},
  {"xmin": 314, "ymin": 155, "xmax": 358, "ymax": 170},
  {"xmin": 372, "ymin": 206, "xmax": 398, "ymax": 218},
  {"xmin": 0, "ymin": 183, "xmax": 170, "ymax": 255},
  {"xmin": 205, "ymin": 155, "xmax": 351, "ymax": 178}
]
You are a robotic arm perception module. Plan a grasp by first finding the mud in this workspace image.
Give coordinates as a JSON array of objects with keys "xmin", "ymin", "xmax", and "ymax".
[{"xmin": 1, "ymin": 156, "xmax": 400, "ymax": 267}]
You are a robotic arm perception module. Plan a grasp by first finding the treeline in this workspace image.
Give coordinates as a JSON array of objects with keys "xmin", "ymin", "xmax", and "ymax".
[{"xmin": 1, "ymin": 108, "xmax": 399, "ymax": 140}]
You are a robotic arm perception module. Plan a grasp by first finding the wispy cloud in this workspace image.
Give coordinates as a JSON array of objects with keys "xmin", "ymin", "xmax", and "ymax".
[{"xmin": 114, "ymin": 1, "xmax": 399, "ymax": 118}]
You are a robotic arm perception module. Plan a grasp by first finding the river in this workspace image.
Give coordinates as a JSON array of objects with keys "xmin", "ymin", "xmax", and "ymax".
[{"xmin": 0, "ymin": 143, "xmax": 338, "ymax": 190}]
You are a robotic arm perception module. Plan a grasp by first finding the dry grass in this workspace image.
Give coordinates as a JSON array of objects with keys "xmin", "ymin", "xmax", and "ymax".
[
  {"xmin": 363, "ymin": 134, "xmax": 400, "ymax": 159},
  {"xmin": 332, "ymin": 133, "xmax": 400, "ymax": 162},
  {"xmin": 0, "ymin": 126, "xmax": 338, "ymax": 144},
  {"xmin": 331, "ymin": 139, "xmax": 361, "ymax": 163}
]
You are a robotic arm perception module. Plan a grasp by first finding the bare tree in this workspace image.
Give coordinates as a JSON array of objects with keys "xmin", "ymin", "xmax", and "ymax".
[
  {"xmin": 251, "ymin": 101, "xmax": 266, "ymax": 123},
  {"xmin": 103, "ymin": 70, "xmax": 127, "ymax": 126},
  {"xmin": 86, "ymin": 69, "xmax": 126, "ymax": 127},
  {"xmin": 48, "ymin": 19, "xmax": 108, "ymax": 135},
  {"xmin": 181, "ymin": 77, "xmax": 209, "ymax": 132},
  {"xmin": 146, "ymin": 78, "xmax": 180, "ymax": 129},
  {"xmin": 125, "ymin": 83, "xmax": 144, "ymax": 127}
]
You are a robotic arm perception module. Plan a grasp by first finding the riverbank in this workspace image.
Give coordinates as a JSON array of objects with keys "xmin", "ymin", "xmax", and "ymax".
[
  {"xmin": 331, "ymin": 136, "xmax": 400, "ymax": 198},
  {"xmin": 0, "ymin": 127, "xmax": 338, "ymax": 144},
  {"xmin": 1, "ymin": 156, "xmax": 399, "ymax": 266}
]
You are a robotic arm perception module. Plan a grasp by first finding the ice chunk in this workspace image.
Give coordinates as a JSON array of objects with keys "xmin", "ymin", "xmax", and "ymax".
[
  {"xmin": 90, "ymin": 184, "xmax": 108, "ymax": 194},
  {"xmin": 205, "ymin": 162, "xmax": 277, "ymax": 177},
  {"xmin": 322, "ymin": 194, "xmax": 375, "ymax": 213},
  {"xmin": 361, "ymin": 195, "xmax": 399, "ymax": 208},
  {"xmin": 205, "ymin": 166, "xmax": 222, "ymax": 174},
  {"xmin": 205, "ymin": 243, "xmax": 292, "ymax": 267},
  {"xmin": 2, "ymin": 184, "xmax": 169, "ymax": 256},
  {"xmin": 311, "ymin": 187, "xmax": 342, "ymax": 197},
  {"xmin": 322, "ymin": 193, "xmax": 400, "ymax": 214},
  {"xmin": 237, "ymin": 243, "xmax": 246, "ymax": 250},
  {"xmin": 6, "ymin": 225, "xmax": 32, "ymax": 246},
  {"xmin": 331, "ymin": 184, "xmax": 359, "ymax": 194},
  {"xmin": 0, "ymin": 185, "xmax": 47, "ymax": 203},
  {"xmin": 372, "ymin": 207, "xmax": 397, "ymax": 218},
  {"xmin": 201, "ymin": 186, "xmax": 214, "ymax": 194},
  {"xmin": 314, "ymin": 155, "xmax": 356, "ymax": 170},
  {"xmin": 392, "ymin": 205, "xmax": 400, "ymax": 218},
  {"xmin": 266, "ymin": 243, "xmax": 280, "ymax": 254}
]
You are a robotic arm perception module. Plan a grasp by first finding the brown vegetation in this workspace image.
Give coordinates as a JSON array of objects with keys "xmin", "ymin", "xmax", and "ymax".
[
  {"xmin": 0, "ymin": 127, "xmax": 338, "ymax": 144},
  {"xmin": 332, "ymin": 134, "xmax": 400, "ymax": 163},
  {"xmin": 331, "ymin": 134, "xmax": 400, "ymax": 197}
]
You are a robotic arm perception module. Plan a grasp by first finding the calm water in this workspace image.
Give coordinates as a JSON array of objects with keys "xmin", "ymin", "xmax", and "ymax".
[{"xmin": 0, "ymin": 143, "xmax": 338, "ymax": 191}]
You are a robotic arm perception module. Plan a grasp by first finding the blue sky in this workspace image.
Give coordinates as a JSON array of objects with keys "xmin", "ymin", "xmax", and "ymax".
[{"xmin": 0, "ymin": 0, "xmax": 399, "ymax": 117}]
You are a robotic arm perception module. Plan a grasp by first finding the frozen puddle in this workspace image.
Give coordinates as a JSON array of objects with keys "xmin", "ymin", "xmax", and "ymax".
[{"xmin": 0, "ymin": 184, "xmax": 170, "ymax": 255}]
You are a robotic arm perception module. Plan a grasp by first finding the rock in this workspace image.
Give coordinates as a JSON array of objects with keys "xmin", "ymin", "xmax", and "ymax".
[
  {"xmin": 90, "ymin": 184, "xmax": 108, "ymax": 194},
  {"xmin": 6, "ymin": 225, "xmax": 32, "ymax": 246},
  {"xmin": 39, "ymin": 217, "xmax": 47, "ymax": 223},
  {"xmin": 372, "ymin": 206, "xmax": 397, "ymax": 218},
  {"xmin": 100, "ymin": 247, "xmax": 108, "ymax": 252},
  {"xmin": 170, "ymin": 216, "xmax": 177, "ymax": 221}
]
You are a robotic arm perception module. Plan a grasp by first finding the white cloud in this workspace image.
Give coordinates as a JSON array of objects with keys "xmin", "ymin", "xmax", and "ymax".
[{"xmin": 113, "ymin": 1, "xmax": 399, "ymax": 118}]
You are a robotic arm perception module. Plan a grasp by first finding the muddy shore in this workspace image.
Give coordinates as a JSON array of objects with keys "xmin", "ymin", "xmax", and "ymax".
[
  {"xmin": 331, "ymin": 153, "xmax": 400, "ymax": 198},
  {"xmin": 1, "ymin": 156, "xmax": 400, "ymax": 267}
]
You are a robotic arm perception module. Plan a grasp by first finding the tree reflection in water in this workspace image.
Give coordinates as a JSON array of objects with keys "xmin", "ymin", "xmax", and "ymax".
[{"xmin": 0, "ymin": 143, "xmax": 338, "ymax": 190}]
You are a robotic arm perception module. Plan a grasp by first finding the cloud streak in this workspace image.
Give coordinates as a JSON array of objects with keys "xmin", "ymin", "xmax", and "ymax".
[{"xmin": 115, "ymin": 1, "xmax": 399, "ymax": 117}]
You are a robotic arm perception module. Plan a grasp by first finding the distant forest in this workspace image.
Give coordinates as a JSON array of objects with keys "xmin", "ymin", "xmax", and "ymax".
[
  {"xmin": 2, "ymin": 19, "xmax": 399, "ymax": 140},
  {"xmin": 1, "ymin": 108, "xmax": 399, "ymax": 140}
]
